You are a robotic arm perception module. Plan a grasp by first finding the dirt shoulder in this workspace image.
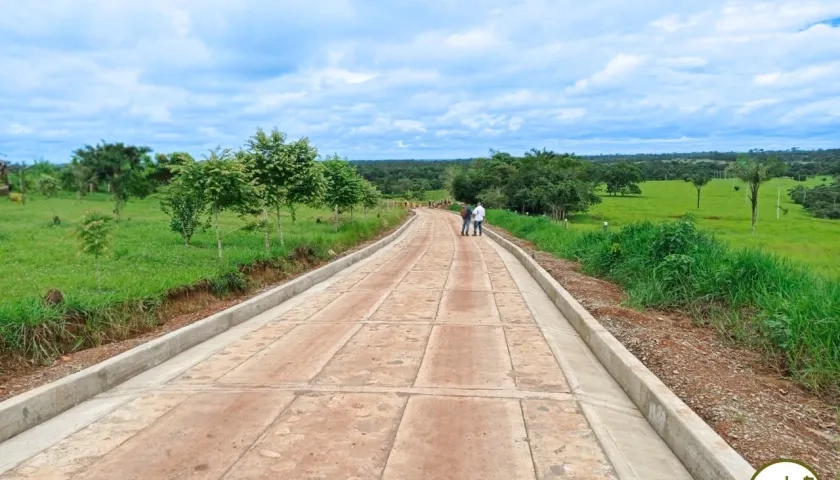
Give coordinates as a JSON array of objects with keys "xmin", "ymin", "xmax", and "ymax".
[
  {"xmin": 0, "ymin": 211, "xmax": 414, "ymax": 403},
  {"xmin": 488, "ymin": 225, "xmax": 840, "ymax": 480}
]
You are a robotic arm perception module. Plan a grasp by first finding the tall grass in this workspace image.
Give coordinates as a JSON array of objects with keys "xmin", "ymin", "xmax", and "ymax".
[
  {"xmin": 486, "ymin": 208, "xmax": 840, "ymax": 397},
  {"xmin": 1, "ymin": 192, "xmax": 406, "ymax": 362}
]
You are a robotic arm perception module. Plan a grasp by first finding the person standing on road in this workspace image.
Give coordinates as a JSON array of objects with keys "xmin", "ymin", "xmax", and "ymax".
[
  {"xmin": 460, "ymin": 203, "xmax": 473, "ymax": 236},
  {"xmin": 472, "ymin": 202, "xmax": 485, "ymax": 236}
]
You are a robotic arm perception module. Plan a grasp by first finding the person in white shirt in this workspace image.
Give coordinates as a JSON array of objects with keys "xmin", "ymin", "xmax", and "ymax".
[{"xmin": 472, "ymin": 202, "xmax": 485, "ymax": 236}]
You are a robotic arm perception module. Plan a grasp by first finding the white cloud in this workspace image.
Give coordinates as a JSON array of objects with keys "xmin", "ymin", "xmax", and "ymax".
[
  {"xmin": 393, "ymin": 119, "xmax": 426, "ymax": 132},
  {"xmin": 8, "ymin": 123, "xmax": 34, "ymax": 135},
  {"xmin": 753, "ymin": 62, "xmax": 839, "ymax": 86},
  {"xmin": 568, "ymin": 54, "xmax": 647, "ymax": 92},
  {"xmin": 736, "ymin": 98, "xmax": 780, "ymax": 114},
  {"xmin": 651, "ymin": 14, "xmax": 700, "ymax": 32},
  {"xmin": 1, "ymin": 0, "xmax": 839, "ymax": 160},
  {"xmin": 554, "ymin": 108, "xmax": 586, "ymax": 121},
  {"xmin": 660, "ymin": 56, "xmax": 708, "ymax": 68},
  {"xmin": 445, "ymin": 28, "xmax": 497, "ymax": 48}
]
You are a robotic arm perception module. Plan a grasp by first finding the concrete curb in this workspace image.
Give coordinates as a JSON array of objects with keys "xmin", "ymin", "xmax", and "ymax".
[
  {"xmin": 481, "ymin": 225, "xmax": 756, "ymax": 480},
  {"xmin": 0, "ymin": 213, "xmax": 418, "ymax": 444}
]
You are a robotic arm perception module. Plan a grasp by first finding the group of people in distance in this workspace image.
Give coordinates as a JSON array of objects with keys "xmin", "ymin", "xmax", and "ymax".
[{"xmin": 459, "ymin": 202, "xmax": 485, "ymax": 236}]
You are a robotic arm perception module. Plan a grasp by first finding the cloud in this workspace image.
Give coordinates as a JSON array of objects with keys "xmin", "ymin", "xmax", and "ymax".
[
  {"xmin": 651, "ymin": 14, "xmax": 702, "ymax": 32},
  {"xmin": 567, "ymin": 54, "xmax": 647, "ymax": 92},
  {"xmin": 753, "ymin": 62, "xmax": 840, "ymax": 86},
  {"xmin": 737, "ymin": 98, "xmax": 780, "ymax": 115},
  {"xmin": 445, "ymin": 28, "xmax": 497, "ymax": 48},
  {"xmin": 8, "ymin": 123, "xmax": 34, "ymax": 135},
  {"xmin": 1, "ymin": 0, "xmax": 839, "ymax": 161}
]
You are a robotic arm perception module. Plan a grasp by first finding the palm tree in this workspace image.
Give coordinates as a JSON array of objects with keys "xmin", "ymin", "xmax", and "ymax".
[
  {"xmin": 725, "ymin": 157, "xmax": 775, "ymax": 234},
  {"xmin": 685, "ymin": 174, "xmax": 711, "ymax": 208}
]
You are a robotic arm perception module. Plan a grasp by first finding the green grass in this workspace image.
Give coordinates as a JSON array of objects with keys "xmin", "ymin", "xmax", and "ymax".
[
  {"xmin": 484, "ymin": 208, "xmax": 840, "ymax": 398},
  {"xmin": 562, "ymin": 177, "xmax": 840, "ymax": 275},
  {"xmin": 0, "ymin": 192, "xmax": 406, "ymax": 360},
  {"xmin": 425, "ymin": 189, "xmax": 451, "ymax": 202}
]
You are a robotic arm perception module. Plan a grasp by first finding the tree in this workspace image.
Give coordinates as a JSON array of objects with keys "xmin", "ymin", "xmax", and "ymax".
[
  {"xmin": 36, "ymin": 174, "xmax": 59, "ymax": 197},
  {"xmin": 726, "ymin": 156, "xmax": 780, "ymax": 233},
  {"xmin": 150, "ymin": 152, "xmax": 194, "ymax": 185},
  {"xmin": 788, "ymin": 180, "xmax": 840, "ymax": 220},
  {"xmin": 477, "ymin": 187, "xmax": 507, "ymax": 209},
  {"xmin": 360, "ymin": 180, "xmax": 382, "ymax": 217},
  {"xmin": 242, "ymin": 128, "xmax": 326, "ymax": 252},
  {"xmin": 604, "ymin": 162, "xmax": 643, "ymax": 196},
  {"xmin": 160, "ymin": 159, "xmax": 206, "ymax": 247},
  {"xmin": 406, "ymin": 179, "xmax": 429, "ymax": 201},
  {"xmin": 67, "ymin": 159, "xmax": 95, "ymax": 201},
  {"xmin": 71, "ymin": 142, "xmax": 155, "ymax": 220},
  {"xmin": 76, "ymin": 211, "xmax": 114, "ymax": 291},
  {"xmin": 281, "ymin": 137, "xmax": 326, "ymax": 224},
  {"xmin": 242, "ymin": 127, "xmax": 289, "ymax": 254},
  {"xmin": 531, "ymin": 169, "xmax": 601, "ymax": 221},
  {"xmin": 176, "ymin": 147, "xmax": 258, "ymax": 258},
  {"xmin": 322, "ymin": 155, "xmax": 364, "ymax": 228},
  {"xmin": 0, "ymin": 161, "xmax": 9, "ymax": 190},
  {"xmin": 684, "ymin": 174, "xmax": 711, "ymax": 208}
]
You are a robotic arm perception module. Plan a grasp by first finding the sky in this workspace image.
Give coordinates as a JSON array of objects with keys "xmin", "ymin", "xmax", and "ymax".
[{"xmin": 1, "ymin": 1, "xmax": 840, "ymax": 162}]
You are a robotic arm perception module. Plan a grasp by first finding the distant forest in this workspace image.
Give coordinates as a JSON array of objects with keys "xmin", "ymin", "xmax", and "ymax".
[{"xmin": 351, "ymin": 148, "xmax": 840, "ymax": 197}]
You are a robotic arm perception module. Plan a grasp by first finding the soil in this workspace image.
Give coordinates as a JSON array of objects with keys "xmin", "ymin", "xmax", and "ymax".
[
  {"xmin": 488, "ymin": 226, "xmax": 840, "ymax": 480},
  {"xmin": 0, "ymin": 211, "xmax": 414, "ymax": 403}
]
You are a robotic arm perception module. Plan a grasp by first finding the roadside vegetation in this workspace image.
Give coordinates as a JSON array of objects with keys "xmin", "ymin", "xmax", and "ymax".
[
  {"xmin": 1, "ymin": 128, "xmax": 403, "ymax": 364},
  {"xmin": 444, "ymin": 148, "xmax": 840, "ymax": 398}
]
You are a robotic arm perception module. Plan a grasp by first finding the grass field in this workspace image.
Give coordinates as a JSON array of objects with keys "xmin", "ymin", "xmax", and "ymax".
[
  {"xmin": 565, "ymin": 177, "xmax": 839, "ymax": 275},
  {"xmin": 0, "ymin": 192, "xmax": 406, "ymax": 358},
  {"xmin": 484, "ymin": 207, "xmax": 840, "ymax": 396},
  {"xmin": 425, "ymin": 189, "xmax": 451, "ymax": 201}
]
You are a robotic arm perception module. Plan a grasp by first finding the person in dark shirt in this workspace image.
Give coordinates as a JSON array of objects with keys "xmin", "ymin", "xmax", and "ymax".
[{"xmin": 460, "ymin": 204, "xmax": 473, "ymax": 236}]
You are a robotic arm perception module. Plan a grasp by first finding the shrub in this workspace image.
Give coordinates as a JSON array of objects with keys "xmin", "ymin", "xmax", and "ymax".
[{"xmin": 487, "ymin": 208, "xmax": 840, "ymax": 396}]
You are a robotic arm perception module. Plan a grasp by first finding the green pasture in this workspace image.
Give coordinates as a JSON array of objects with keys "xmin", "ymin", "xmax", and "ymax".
[{"xmin": 564, "ymin": 177, "xmax": 838, "ymax": 274}]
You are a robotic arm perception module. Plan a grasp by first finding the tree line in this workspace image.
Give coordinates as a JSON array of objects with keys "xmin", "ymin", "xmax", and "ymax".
[
  {"xmin": 788, "ymin": 178, "xmax": 840, "ymax": 220},
  {"xmin": 445, "ymin": 149, "xmax": 645, "ymax": 220},
  {"xmin": 3, "ymin": 128, "xmax": 384, "ymax": 259},
  {"xmin": 349, "ymin": 148, "xmax": 840, "ymax": 197},
  {"xmin": 444, "ymin": 148, "xmax": 805, "ymax": 233}
]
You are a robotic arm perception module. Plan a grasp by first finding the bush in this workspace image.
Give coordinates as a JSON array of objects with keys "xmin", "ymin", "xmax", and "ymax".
[
  {"xmin": 488, "ymin": 208, "xmax": 840, "ymax": 396},
  {"xmin": 160, "ymin": 186, "xmax": 206, "ymax": 246},
  {"xmin": 37, "ymin": 174, "xmax": 59, "ymax": 197}
]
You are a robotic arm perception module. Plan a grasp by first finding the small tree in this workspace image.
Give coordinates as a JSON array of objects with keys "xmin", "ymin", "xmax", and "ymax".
[
  {"xmin": 160, "ymin": 180, "xmax": 206, "ymax": 247},
  {"xmin": 193, "ymin": 148, "xmax": 257, "ymax": 258},
  {"xmin": 37, "ymin": 174, "xmax": 59, "ymax": 197},
  {"xmin": 283, "ymin": 138, "xmax": 326, "ymax": 224},
  {"xmin": 76, "ymin": 211, "xmax": 114, "ymax": 291},
  {"xmin": 726, "ymin": 156, "xmax": 780, "ymax": 234},
  {"xmin": 684, "ymin": 174, "xmax": 711, "ymax": 208},
  {"xmin": 322, "ymin": 155, "xmax": 364, "ymax": 229},
  {"xmin": 360, "ymin": 180, "xmax": 382, "ymax": 217},
  {"xmin": 242, "ymin": 128, "xmax": 325, "ymax": 251}
]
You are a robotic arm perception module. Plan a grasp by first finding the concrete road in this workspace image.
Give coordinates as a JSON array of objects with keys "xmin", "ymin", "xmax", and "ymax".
[{"xmin": 0, "ymin": 210, "xmax": 693, "ymax": 479}]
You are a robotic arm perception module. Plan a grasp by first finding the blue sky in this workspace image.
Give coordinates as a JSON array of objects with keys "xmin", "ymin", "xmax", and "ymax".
[{"xmin": 1, "ymin": 1, "xmax": 840, "ymax": 162}]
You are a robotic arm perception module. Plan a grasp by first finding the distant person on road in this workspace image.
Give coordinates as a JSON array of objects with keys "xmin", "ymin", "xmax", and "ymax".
[
  {"xmin": 472, "ymin": 202, "xmax": 485, "ymax": 236},
  {"xmin": 460, "ymin": 203, "xmax": 473, "ymax": 236}
]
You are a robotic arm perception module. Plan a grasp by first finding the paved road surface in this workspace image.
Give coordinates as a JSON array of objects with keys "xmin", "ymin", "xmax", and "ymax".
[{"xmin": 0, "ymin": 210, "xmax": 693, "ymax": 479}]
